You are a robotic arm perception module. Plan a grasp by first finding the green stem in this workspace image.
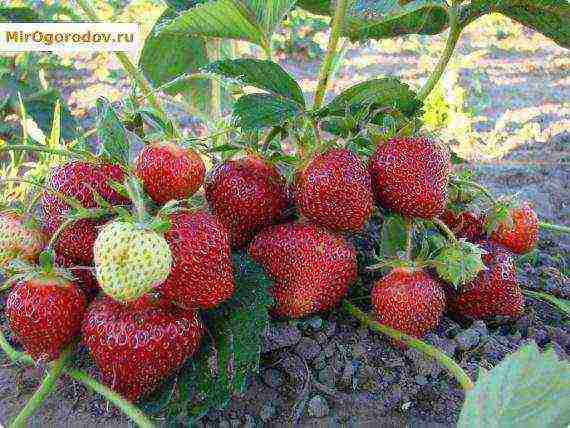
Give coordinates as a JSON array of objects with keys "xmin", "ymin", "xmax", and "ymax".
[
  {"xmin": 342, "ymin": 301, "xmax": 474, "ymax": 392},
  {"xmin": 67, "ymin": 369, "xmax": 156, "ymax": 428},
  {"xmin": 539, "ymin": 222, "xmax": 570, "ymax": 234},
  {"xmin": 9, "ymin": 346, "xmax": 74, "ymax": 428},
  {"xmin": 433, "ymin": 217, "xmax": 459, "ymax": 245},
  {"xmin": 313, "ymin": 0, "xmax": 351, "ymax": 109},
  {"xmin": 0, "ymin": 328, "xmax": 34, "ymax": 365},
  {"xmin": 73, "ymin": 0, "xmax": 167, "ymax": 121},
  {"xmin": 417, "ymin": 2, "xmax": 462, "ymax": 101}
]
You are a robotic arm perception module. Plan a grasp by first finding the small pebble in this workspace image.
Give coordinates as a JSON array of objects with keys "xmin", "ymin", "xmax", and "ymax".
[
  {"xmin": 455, "ymin": 329, "xmax": 481, "ymax": 351},
  {"xmin": 308, "ymin": 395, "xmax": 330, "ymax": 418},
  {"xmin": 471, "ymin": 320, "xmax": 488, "ymax": 337}
]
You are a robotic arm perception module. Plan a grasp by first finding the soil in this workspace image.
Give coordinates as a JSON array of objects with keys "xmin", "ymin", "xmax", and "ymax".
[{"xmin": 1, "ymin": 18, "xmax": 569, "ymax": 428}]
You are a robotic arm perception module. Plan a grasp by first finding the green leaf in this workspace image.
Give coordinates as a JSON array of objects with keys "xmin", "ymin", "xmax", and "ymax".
[
  {"xmin": 181, "ymin": 253, "xmax": 274, "ymax": 418},
  {"xmin": 377, "ymin": 214, "xmax": 408, "ymax": 258},
  {"xmin": 319, "ymin": 77, "xmax": 421, "ymax": 119},
  {"xmin": 297, "ymin": 0, "xmax": 449, "ymax": 40},
  {"xmin": 204, "ymin": 59, "xmax": 305, "ymax": 105},
  {"xmin": 140, "ymin": 8, "xmax": 234, "ymax": 114},
  {"xmin": 460, "ymin": 0, "xmax": 570, "ymax": 49},
  {"xmin": 20, "ymin": 90, "xmax": 78, "ymax": 141},
  {"xmin": 155, "ymin": 0, "xmax": 267, "ymax": 47},
  {"xmin": 0, "ymin": 7, "xmax": 41, "ymax": 22},
  {"xmin": 96, "ymin": 98, "xmax": 131, "ymax": 166},
  {"xmin": 435, "ymin": 240, "xmax": 486, "ymax": 288},
  {"xmin": 459, "ymin": 342, "xmax": 570, "ymax": 427},
  {"xmin": 246, "ymin": 0, "xmax": 297, "ymax": 35},
  {"xmin": 233, "ymin": 94, "xmax": 303, "ymax": 130},
  {"xmin": 164, "ymin": 0, "xmax": 209, "ymax": 11}
]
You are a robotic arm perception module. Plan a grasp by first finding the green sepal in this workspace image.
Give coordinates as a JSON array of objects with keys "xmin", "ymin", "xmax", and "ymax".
[{"xmin": 434, "ymin": 240, "xmax": 486, "ymax": 289}]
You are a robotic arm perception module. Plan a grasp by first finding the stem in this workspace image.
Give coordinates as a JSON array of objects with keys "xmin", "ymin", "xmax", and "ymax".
[
  {"xmin": 342, "ymin": 300, "xmax": 474, "ymax": 392},
  {"xmin": 433, "ymin": 217, "xmax": 459, "ymax": 245},
  {"xmin": 417, "ymin": 2, "xmax": 462, "ymax": 101},
  {"xmin": 313, "ymin": 0, "xmax": 351, "ymax": 109},
  {"xmin": 208, "ymin": 38, "xmax": 223, "ymax": 121},
  {"xmin": 0, "ymin": 328, "xmax": 34, "ymax": 365},
  {"xmin": 9, "ymin": 346, "xmax": 73, "ymax": 428},
  {"xmin": 73, "ymin": 0, "xmax": 167, "ymax": 120},
  {"xmin": 456, "ymin": 179, "xmax": 496, "ymax": 204},
  {"xmin": 67, "ymin": 369, "xmax": 156, "ymax": 428},
  {"xmin": 405, "ymin": 218, "xmax": 414, "ymax": 260},
  {"xmin": 539, "ymin": 222, "xmax": 570, "ymax": 234}
]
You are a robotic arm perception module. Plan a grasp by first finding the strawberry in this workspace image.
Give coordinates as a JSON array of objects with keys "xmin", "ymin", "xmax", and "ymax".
[
  {"xmin": 372, "ymin": 268, "xmax": 446, "ymax": 342},
  {"xmin": 295, "ymin": 148, "xmax": 374, "ymax": 232},
  {"xmin": 157, "ymin": 211, "xmax": 234, "ymax": 309},
  {"xmin": 205, "ymin": 155, "xmax": 290, "ymax": 248},
  {"xmin": 56, "ymin": 254, "xmax": 100, "ymax": 297},
  {"xmin": 472, "ymin": 238, "xmax": 512, "ymax": 265},
  {"xmin": 447, "ymin": 247, "xmax": 524, "ymax": 320},
  {"xmin": 94, "ymin": 221, "xmax": 172, "ymax": 302},
  {"xmin": 487, "ymin": 201, "xmax": 539, "ymax": 254},
  {"xmin": 0, "ymin": 212, "xmax": 46, "ymax": 262},
  {"xmin": 440, "ymin": 209, "xmax": 484, "ymax": 242},
  {"xmin": 40, "ymin": 161, "xmax": 128, "ymax": 264},
  {"xmin": 82, "ymin": 296, "xmax": 203, "ymax": 401},
  {"xmin": 6, "ymin": 274, "xmax": 87, "ymax": 361},
  {"xmin": 135, "ymin": 142, "xmax": 205, "ymax": 205},
  {"xmin": 368, "ymin": 137, "xmax": 451, "ymax": 218},
  {"xmin": 249, "ymin": 222, "xmax": 357, "ymax": 318}
]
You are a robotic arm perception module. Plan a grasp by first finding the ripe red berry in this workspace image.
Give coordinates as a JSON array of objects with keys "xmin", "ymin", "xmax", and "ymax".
[
  {"xmin": 135, "ymin": 142, "xmax": 206, "ymax": 205},
  {"xmin": 489, "ymin": 202, "xmax": 539, "ymax": 254},
  {"xmin": 296, "ymin": 148, "xmax": 374, "ymax": 232},
  {"xmin": 56, "ymin": 254, "xmax": 100, "ymax": 298},
  {"xmin": 372, "ymin": 268, "xmax": 446, "ymax": 342},
  {"xmin": 249, "ymin": 222, "xmax": 357, "ymax": 318},
  {"xmin": 441, "ymin": 209, "xmax": 484, "ymax": 242},
  {"xmin": 82, "ymin": 297, "xmax": 203, "ymax": 401},
  {"xmin": 206, "ymin": 156, "xmax": 290, "ymax": 248},
  {"xmin": 40, "ymin": 161, "xmax": 128, "ymax": 264},
  {"xmin": 157, "ymin": 211, "xmax": 234, "ymax": 309},
  {"xmin": 6, "ymin": 276, "xmax": 87, "ymax": 361},
  {"xmin": 368, "ymin": 137, "xmax": 451, "ymax": 218},
  {"xmin": 447, "ymin": 248, "xmax": 524, "ymax": 319}
]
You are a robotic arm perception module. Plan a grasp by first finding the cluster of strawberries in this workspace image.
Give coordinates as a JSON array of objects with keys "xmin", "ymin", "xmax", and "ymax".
[{"xmin": 0, "ymin": 135, "xmax": 538, "ymax": 402}]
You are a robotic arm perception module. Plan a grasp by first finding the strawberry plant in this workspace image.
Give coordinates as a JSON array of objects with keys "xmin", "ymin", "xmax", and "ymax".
[{"xmin": 1, "ymin": 0, "xmax": 570, "ymax": 426}]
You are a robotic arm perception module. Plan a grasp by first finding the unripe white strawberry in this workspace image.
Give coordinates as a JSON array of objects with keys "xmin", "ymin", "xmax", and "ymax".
[
  {"xmin": 0, "ymin": 213, "xmax": 46, "ymax": 263},
  {"xmin": 94, "ymin": 221, "xmax": 172, "ymax": 302}
]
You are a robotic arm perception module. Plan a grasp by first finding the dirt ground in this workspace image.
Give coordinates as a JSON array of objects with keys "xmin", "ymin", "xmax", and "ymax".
[{"xmin": 1, "ymin": 16, "xmax": 569, "ymax": 428}]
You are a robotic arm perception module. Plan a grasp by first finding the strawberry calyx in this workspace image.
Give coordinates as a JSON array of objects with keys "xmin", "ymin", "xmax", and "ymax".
[
  {"xmin": 483, "ymin": 197, "xmax": 523, "ymax": 236},
  {"xmin": 432, "ymin": 240, "xmax": 487, "ymax": 290}
]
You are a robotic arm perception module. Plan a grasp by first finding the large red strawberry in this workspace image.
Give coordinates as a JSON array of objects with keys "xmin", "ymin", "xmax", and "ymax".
[
  {"xmin": 295, "ymin": 148, "xmax": 374, "ymax": 232},
  {"xmin": 372, "ymin": 268, "xmax": 446, "ymax": 342},
  {"xmin": 135, "ymin": 142, "xmax": 205, "ymax": 205},
  {"xmin": 6, "ymin": 274, "xmax": 87, "ymax": 361},
  {"xmin": 440, "ymin": 209, "xmax": 484, "ymax": 242},
  {"xmin": 487, "ymin": 201, "xmax": 538, "ymax": 254},
  {"xmin": 447, "ymin": 242, "xmax": 524, "ymax": 319},
  {"xmin": 82, "ymin": 297, "xmax": 203, "ymax": 401},
  {"xmin": 157, "ymin": 211, "xmax": 234, "ymax": 309},
  {"xmin": 249, "ymin": 222, "xmax": 357, "ymax": 318},
  {"xmin": 205, "ymin": 155, "xmax": 290, "ymax": 247},
  {"xmin": 368, "ymin": 137, "xmax": 451, "ymax": 218},
  {"xmin": 40, "ymin": 161, "xmax": 128, "ymax": 264}
]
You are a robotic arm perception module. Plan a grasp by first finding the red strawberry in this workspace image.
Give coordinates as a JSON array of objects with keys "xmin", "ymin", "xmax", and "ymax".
[
  {"xmin": 56, "ymin": 254, "xmax": 100, "ymax": 297},
  {"xmin": 40, "ymin": 161, "xmax": 128, "ymax": 264},
  {"xmin": 135, "ymin": 142, "xmax": 205, "ymax": 205},
  {"xmin": 441, "ymin": 209, "xmax": 484, "ymax": 242},
  {"xmin": 368, "ymin": 137, "xmax": 451, "ymax": 218},
  {"xmin": 447, "ymin": 243, "xmax": 523, "ymax": 319},
  {"xmin": 249, "ymin": 222, "xmax": 357, "ymax": 318},
  {"xmin": 295, "ymin": 148, "xmax": 374, "ymax": 232},
  {"xmin": 372, "ymin": 268, "xmax": 446, "ymax": 343},
  {"xmin": 473, "ymin": 238, "xmax": 512, "ymax": 265},
  {"xmin": 488, "ymin": 202, "xmax": 538, "ymax": 254},
  {"xmin": 205, "ymin": 156, "xmax": 290, "ymax": 247},
  {"xmin": 82, "ymin": 296, "xmax": 203, "ymax": 401},
  {"xmin": 157, "ymin": 211, "xmax": 234, "ymax": 309},
  {"xmin": 6, "ymin": 275, "xmax": 87, "ymax": 361}
]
